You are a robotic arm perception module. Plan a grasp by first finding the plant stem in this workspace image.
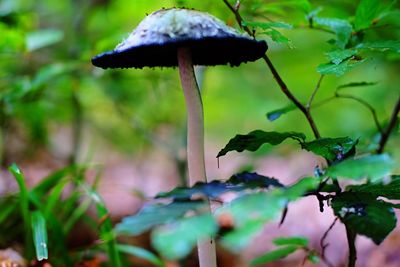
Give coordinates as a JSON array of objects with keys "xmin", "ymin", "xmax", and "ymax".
[
  {"xmin": 262, "ymin": 55, "xmax": 321, "ymax": 138},
  {"xmin": 177, "ymin": 47, "xmax": 217, "ymax": 267},
  {"xmin": 306, "ymin": 74, "xmax": 324, "ymax": 110},
  {"xmin": 377, "ymin": 96, "xmax": 400, "ymax": 154},
  {"xmin": 222, "ymin": 0, "xmax": 321, "ymax": 139},
  {"xmin": 336, "ymin": 93, "xmax": 383, "ymax": 134},
  {"xmin": 346, "ymin": 226, "xmax": 357, "ymax": 267}
]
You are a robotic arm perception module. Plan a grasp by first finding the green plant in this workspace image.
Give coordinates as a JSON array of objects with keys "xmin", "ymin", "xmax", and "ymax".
[{"xmin": 115, "ymin": 0, "xmax": 400, "ymax": 266}]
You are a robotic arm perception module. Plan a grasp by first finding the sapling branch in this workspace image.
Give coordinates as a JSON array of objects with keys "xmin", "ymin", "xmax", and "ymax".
[
  {"xmin": 177, "ymin": 47, "xmax": 217, "ymax": 267},
  {"xmin": 376, "ymin": 96, "xmax": 400, "ymax": 154},
  {"xmin": 222, "ymin": 0, "xmax": 321, "ymax": 139},
  {"xmin": 335, "ymin": 93, "xmax": 383, "ymax": 134},
  {"xmin": 306, "ymin": 75, "xmax": 325, "ymax": 110}
]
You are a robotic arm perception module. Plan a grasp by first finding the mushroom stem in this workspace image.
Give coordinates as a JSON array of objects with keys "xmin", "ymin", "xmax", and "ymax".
[{"xmin": 177, "ymin": 47, "xmax": 217, "ymax": 267}]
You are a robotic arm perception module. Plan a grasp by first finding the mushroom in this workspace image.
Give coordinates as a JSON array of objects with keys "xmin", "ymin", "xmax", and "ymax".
[{"xmin": 92, "ymin": 7, "xmax": 267, "ymax": 267}]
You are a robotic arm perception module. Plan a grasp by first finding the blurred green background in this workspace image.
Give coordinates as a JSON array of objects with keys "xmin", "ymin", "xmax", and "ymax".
[{"xmin": 0, "ymin": 0, "xmax": 399, "ymax": 167}]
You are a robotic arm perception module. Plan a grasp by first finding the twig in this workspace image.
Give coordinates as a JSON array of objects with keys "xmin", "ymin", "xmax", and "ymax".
[
  {"xmin": 320, "ymin": 217, "xmax": 338, "ymax": 267},
  {"xmin": 377, "ymin": 96, "xmax": 400, "ymax": 153},
  {"xmin": 222, "ymin": 0, "xmax": 321, "ymax": 139},
  {"xmin": 306, "ymin": 75, "xmax": 324, "ymax": 110},
  {"xmin": 336, "ymin": 93, "xmax": 383, "ymax": 134}
]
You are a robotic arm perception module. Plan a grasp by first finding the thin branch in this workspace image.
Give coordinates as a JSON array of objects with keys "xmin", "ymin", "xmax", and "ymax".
[
  {"xmin": 336, "ymin": 93, "xmax": 383, "ymax": 134},
  {"xmin": 377, "ymin": 96, "xmax": 400, "ymax": 153},
  {"xmin": 222, "ymin": 0, "xmax": 321, "ymax": 139},
  {"xmin": 306, "ymin": 74, "xmax": 325, "ymax": 110},
  {"xmin": 319, "ymin": 217, "xmax": 338, "ymax": 267}
]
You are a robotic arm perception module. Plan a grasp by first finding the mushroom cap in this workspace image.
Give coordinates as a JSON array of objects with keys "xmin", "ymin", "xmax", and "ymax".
[{"xmin": 92, "ymin": 8, "xmax": 267, "ymax": 69}]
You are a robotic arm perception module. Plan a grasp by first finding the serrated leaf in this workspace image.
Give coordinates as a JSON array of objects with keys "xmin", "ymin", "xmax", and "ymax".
[
  {"xmin": 152, "ymin": 214, "xmax": 217, "ymax": 259},
  {"xmin": 266, "ymin": 104, "xmax": 297, "ymax": 121},
  {"xmin": 326, "ymin": 49, "xmax": 357, "ymax": 65},
  {"xmin": 326, "ymin": 154, "xmax": 394, "ymax": 181},
  {"xmin": 115, "ymin": 201, "xmax": 204, "ymax": 235},
  {"xmin": 250, "ymin": 246, "xmax": 298, "ymax": 265},
  {"xmin": 332, "ymin": 192, "xmax": 396, "ymax": 244},
  {"xmin": 314, "ymin": 17, "xmax": 352, "ymax": 49},
  {"xmin": 357, "ymin": 40, "xmax": 400, "ymax": 53},
  {"xmin": 317, "ymin": 59, "xmax": 365, "ymax": 76},
  {"xmin": 354, "ymin": 0, "xmax": 383, "ymax": 31},
  {"xmin": 260, "ymin": 28, "xmax": 292, "ymax": 47},
  {"xmin": 31, "ymin": 210, "xmax": 48, "ymax": 261},
  {"xmin": 337, "ymin": 81, "xmax": 378, "ymax": 90},
  {"xmin": 346, "ymin": 175, "xmax": 400, "ymax": 199},
  {"xmin": 301, "ymin": 137, "xmax": 357, "ymax": 162},
  {"xmin": 26, "ymin": 29, "xmax": 64, "ymax": 51},
  {"xmin": 273, "ymin": 236, "xmax": 309, "ymax": 247},
  {"xmin": 157, "ymin": 172, "xmax": 283, "ymax": 200},
  {"xmin": 217, "ymin": 130, "xmax": 305, "ymax": 158}
]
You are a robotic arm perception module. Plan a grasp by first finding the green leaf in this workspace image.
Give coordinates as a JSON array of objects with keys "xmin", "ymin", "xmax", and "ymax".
[
  {"xmin": 222, "ymin": 220, "xmax": 266, "ymax": 251},
  {"xmin": 217, "ymin": 130, "xmax": 305, "ymax": 157},
  {"xmin": 357, "ymin": 40, "xmax": 400, "ymax": 53},
  {"xmin": 332, "ymin": 192, "xmax": 396, "ymax": 244},
  {"xmin": 31, "ymin": 210, "xmax": 48, "ymax": 261},
  {"xmin": 115, "ymin": 201, "xmax": 204, "ymax": 235},
  {"xmin": 26, "ymin": 29, "xmax": 64, "ymax": 51},
  {"xmin": 157, "ymin": 172, "xmax": 283, "ymax": 200},
  {"xmin": 273, "ymin": 236, "xmax": 308, "ymax": 247},
  {"xmin": 301, "ymin": 137, "xmax": 357, "ymax": 162},
  {"xmin": 220, "ymin": 178, "xmax": 318, "ymax": 250},
  {"xmin": 152, "ymin": 214, "xmax": 217, "ymax": 259},
  {"xmin": 346, "ymin": 175, "xmax": 400, "ymax": 199},
  {"xmin": 9, "ymin": 164, "xmax": 33, "ymax": 258},
  {"xmin": 314, "ymin": 17, "xmax": 352, "ymax": 49},
  {"xmin": 354, "ymin": 0, "xmax": 382, "ymax": 31},
  {"xmin": 326, "ymin": 154, "xmax": 394, "ymax": 181},
  {"xmin": 260, "ymin": 28, "xmax": 292, "ymax": 47},
  {"xmin": 250, "ymin": 246, "xmax": 298, "ymax": 265},
  {"xmin": 325, "ymin": 49, "xmax": 357, "ymax": 65},
  {"xmin": 117, "ymin": 244, "xmax": 165, "ymax": 267},
  {"xmin": 337, "ymin": 81, "xmax": 378, "ymax": 90},
  {"xmin": 317, "ymin": 59, "xmax": 365, "ymax": 76},
  {"xmin": 266, "ymin": 104, "xmax": 297, "ymax": 121}
]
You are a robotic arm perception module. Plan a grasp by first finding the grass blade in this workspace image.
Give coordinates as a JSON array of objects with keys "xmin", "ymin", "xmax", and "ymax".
[
  {"xmin": 83, "ymin": 184, "xmax": 121, "ymax": 267},
  {"xmin": 31, "ymin": 210, "xmax": 48, "ymax": 261},
  {"xmin": 9, "ymin": 163, "xmax": 33, "ymax": 258}
]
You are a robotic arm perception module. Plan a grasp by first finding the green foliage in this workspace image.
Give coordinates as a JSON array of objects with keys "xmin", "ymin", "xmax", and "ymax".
[
  {"xmin": 156, "ymin": 172, "xmax": 283, "ymax": 200},
  {"xmin": 251, "ymin": 246, "xmax": 298, "ymax": 265},
  {"xmin": 346, "ymin": 175, "xmax": 400, "ymax": 199},
  {"xmin": 301, "ymin": 137, "xmax": 357, "ymax": 162},
  {"xmin": 332, "ymin": 192, "xmax": 396, "ymax": 244},
  {"xmin": 266, "ymin": 104, "xmax": 296, "ymax": 121},
  {"xmin": 217, "ymin": 130, "xmax": 305, "ymax": 157},
  {"xmin": 152, "ymin": 214, "xmax": 218, "ymax": 259},
  {"xmin": 251, "ymin": 236, "xmax": 314, "ymax": 266},
  {"xmin": 326, "ymin": 154, "xmax": 394, "ymax": 181},
  {"xmin": 116, "ymin": 201, "xmax": 205, "ymax": 235}
]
